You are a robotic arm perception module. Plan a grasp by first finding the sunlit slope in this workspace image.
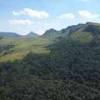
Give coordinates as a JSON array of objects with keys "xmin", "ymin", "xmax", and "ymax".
[
  {"xmin": 0, "ymin": 37, "xmax": 52, "ymax": 62},
  {"xmin": 70, "ymin": 22, "xmax": 100, "ymax": 43}
]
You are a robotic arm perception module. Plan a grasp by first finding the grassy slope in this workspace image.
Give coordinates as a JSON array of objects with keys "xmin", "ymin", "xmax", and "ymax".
[
  {"xmin": 0, "ymin": 37, "xmax": 53, "ymax": 62},
  {"xmin": 1, "ymin": 22, "xmax": 100, "ymax": 62},
  {"xmin": 71, "ymin": 32, "xmax": 93, "ymax": 43}
]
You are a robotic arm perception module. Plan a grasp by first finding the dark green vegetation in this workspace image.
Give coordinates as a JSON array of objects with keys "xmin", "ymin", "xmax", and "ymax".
[{"xmin": 0, "ymin": 22, "xmax": 100, "ymax": 100}]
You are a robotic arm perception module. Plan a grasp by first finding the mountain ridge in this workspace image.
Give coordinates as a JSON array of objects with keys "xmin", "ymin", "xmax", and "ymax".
[
  {"xmin": 25, "ymin": 32, "xmax": 39, "ymax": 38},
  {"xmin": 1, "ymin": 22, "xmax": 100, "ymax": 99},
  {"xmin": 0, "ymin": 22, "xmax": 100, "ymax": 39},
  {"xmin": 0, "ymin": 32, "xmax": 20, "ymax": 38}
]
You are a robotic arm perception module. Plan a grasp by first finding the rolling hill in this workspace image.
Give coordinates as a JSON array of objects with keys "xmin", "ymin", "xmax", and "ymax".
[
  {"xmin": 0, "ymin": 22, "xmax": 100, "ymax": 62},
  {"xmin": 0, "ymin": 32, "xmax": 20, "ymax": 38}
]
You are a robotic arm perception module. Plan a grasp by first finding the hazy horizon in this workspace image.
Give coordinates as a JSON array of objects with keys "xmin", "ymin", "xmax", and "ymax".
[
  {"xmin": 0, "ymin": 21, "xmax": 99, "ymax": 36},
  {"xmin": 0, "ymin": 0, "xmax": 100, "ymax": 35}
]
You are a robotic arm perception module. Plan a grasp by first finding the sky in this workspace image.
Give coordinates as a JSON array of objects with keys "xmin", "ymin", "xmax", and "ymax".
[{"xmin": 0, "ymin": 0, "xmax": 100, "ymax": 35}]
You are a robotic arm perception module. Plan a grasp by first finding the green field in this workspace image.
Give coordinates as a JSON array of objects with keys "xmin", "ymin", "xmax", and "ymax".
[{"xmin": 0, "ymin": 37, "xmax": 53, "ymax": 62}]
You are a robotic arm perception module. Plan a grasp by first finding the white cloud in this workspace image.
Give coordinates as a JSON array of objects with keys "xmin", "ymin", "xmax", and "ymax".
[
  {"xmin": 9, "ymin": 19, "xmax": 32, "ymax": 25},
  {"xmin": 78, "ymin": 10, "xmax": 99, "ymax": 19},
  {"xmin": 13, "ymin": 8, "xmax": 49, "ymax": 19},
  {"xmin": 59, "ymin": 13, "xmax": 75, "ymax": 20}
]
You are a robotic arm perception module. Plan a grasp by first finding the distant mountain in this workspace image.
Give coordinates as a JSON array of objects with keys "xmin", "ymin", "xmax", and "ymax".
[
  {"xmin": 42, "ymin": 22, "xmax": 100, "ymax": 43},
  {"xmin": 0, "ymin": 32, "xmax": 20, "ymax": 38},
  {"xmin": 26, "ymin": 32, "xmax": 38, "ymax": 38},
  {"xmin": 1, "ymin": 22, "xmax": 100, "ymax": 100},
  {"xmin": 42, "ymin": 22, "xmax": 100, "ymax": 42},
  {"xmin": 60, "ymin": 23, "xmax": 85, "ymax": 36},
  {"xmin": 42, "ymin": 29, "xmax": 60, "ymax": 38}
]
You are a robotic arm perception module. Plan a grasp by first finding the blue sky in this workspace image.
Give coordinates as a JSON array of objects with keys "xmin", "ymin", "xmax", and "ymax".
[{"xmin": 0, "ymin": 0, "xmax": 100, "ymax": 35}]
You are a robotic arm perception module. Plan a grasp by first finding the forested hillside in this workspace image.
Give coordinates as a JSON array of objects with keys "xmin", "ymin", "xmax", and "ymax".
[{"xmin": 0, "ymin": 22, "xmax": 100, "ymax": 100}]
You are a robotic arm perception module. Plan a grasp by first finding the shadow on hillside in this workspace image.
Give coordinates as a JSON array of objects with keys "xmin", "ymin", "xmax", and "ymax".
[{"xmin": 1, "ymin": 38, "xmax": 100, "ymax": 99}]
